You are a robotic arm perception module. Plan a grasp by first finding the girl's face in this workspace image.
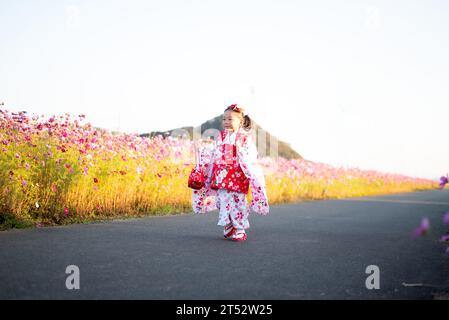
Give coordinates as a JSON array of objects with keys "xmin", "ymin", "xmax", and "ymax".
[{"xmin": 222, "ymin": 110, "xmax": 243, "ymax": 132}]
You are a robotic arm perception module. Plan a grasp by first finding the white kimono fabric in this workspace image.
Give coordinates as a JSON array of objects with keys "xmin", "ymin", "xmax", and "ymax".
[{"xmin": 191, "ymin": 128, "xmax": 270, "ymax": 229}]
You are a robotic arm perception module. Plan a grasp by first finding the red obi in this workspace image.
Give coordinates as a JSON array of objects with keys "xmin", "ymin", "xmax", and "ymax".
[{"xmin": 210, "ymin": 130, "xmax": 250, "ymax": 194}]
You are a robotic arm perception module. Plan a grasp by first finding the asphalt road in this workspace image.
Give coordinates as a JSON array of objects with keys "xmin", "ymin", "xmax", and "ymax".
[{"xmin": 1, "ymin": 189, "xmax": 449, "ymax": 300}]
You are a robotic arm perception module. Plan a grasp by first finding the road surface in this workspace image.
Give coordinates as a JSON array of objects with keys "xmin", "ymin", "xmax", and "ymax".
[{"xmin": 1, "ymin": 189, "xmax": 449, "ymax": 299}]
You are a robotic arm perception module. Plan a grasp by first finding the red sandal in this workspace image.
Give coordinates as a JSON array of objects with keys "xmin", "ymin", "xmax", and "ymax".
[
  {"xmin": 232, "ymin": 230, "xmax": 247, "ymax": 242},
  {"xmin": 224, "ymin": 224, "xmax": 236, "ymax": 239}
]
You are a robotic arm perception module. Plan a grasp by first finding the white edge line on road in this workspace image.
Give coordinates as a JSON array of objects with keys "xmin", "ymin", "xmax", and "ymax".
[{"xmin": 337, "ymin": 198, "xmax": 449, "ymax": 206}]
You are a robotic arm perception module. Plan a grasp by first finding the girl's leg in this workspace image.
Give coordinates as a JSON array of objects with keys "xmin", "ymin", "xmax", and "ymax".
[
  {"xmin": 217, "ymin": 189, "xmax": 232, "ymax": 226},
  {"xmin": 230, "ymin": 192, "xmax": 249, "ymax": 241},
  {"xmin": 228, "ymin": 191, "xmax": 250, "ymax": 230},
  {"xmin": 217, "ymin": 190, "xmax": 250, "ymax": 240}
]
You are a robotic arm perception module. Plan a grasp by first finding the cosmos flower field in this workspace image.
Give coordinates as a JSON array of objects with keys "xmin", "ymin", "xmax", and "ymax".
[{"xmin": 0, "ymin": 110, "xmax": 438, "ymax": 229}]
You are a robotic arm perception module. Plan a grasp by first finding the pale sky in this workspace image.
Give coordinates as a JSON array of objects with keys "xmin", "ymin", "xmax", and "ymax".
[{"xmin": 1, "ymin": 0, "xmax": 448, "ymax": 180}]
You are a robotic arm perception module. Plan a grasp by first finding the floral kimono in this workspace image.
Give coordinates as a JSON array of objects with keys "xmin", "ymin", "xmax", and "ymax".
[{"xmin": 191, "ymin": 127, "xmax": 269, "ymax": 229}]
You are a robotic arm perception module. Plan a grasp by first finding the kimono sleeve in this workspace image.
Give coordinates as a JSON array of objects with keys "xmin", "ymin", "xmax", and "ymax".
[
  {"xmin": 191, "ymin": 140, "xmax": 218, "ymax": 214},
  {"xmin": 237, "ymin": 135, "xmax": 270, "ymax": 215}
]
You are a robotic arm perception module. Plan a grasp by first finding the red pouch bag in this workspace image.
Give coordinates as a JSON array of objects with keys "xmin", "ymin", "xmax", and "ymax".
[
  {"xmin": 188, "ymin": 142, "xmax": 206, "ymax": 190},
  {"xmin": 188, "ymin": 166, "xmax": 205, "ymax": 190}
]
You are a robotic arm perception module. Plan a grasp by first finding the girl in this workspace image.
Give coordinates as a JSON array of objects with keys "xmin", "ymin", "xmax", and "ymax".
[{"xmin": 191, "ymin": 104, "xmax": 269, "ymax": 241}]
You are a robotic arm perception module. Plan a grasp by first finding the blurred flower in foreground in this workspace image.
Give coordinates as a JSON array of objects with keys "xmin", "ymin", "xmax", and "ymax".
[
  {"xmin": 439, "ymin": 174, "xmax": 448, "ymax": 189},
  {"xmin": 443, "ymin": 211, "xmax": 449, "ymax": 225},
  {"xmin": 412, "ymin": 217, "xmax": 430, "ymax": 238},
  {"xmin": 413, "ymin": 213, "xmax": 449, "ymax": 254},
  {"xmin": 441, "ymin": 235, "xmax": 449, "ymax": 254}
]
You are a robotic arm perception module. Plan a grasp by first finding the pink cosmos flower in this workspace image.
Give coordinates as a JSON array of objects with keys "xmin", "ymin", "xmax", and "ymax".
[
  {"xmin": 64, "ymin": 207, "xmax": 69, "ymax": 216},
  {"xmin": 443, "ymin": 211, "xmax": 449, "ymax": 225},
  {"xmin": 412, "ymin": 217, "xmax": 430, "ymax": 238},
  {"xmin": 439, "ymin": 175, "xmax": 448, "ymax": 189}
]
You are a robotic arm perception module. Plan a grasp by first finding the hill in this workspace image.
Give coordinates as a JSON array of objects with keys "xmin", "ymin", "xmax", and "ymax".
[{"xmin": 140, "ymin": 114, "xmax": 302, "ymax": 160}]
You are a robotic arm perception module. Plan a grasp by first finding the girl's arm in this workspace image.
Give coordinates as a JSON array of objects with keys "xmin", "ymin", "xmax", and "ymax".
[
  {"xmin": 203, "ymin": 140, "xmax": 216, "ymax": 188},
  {"xmin": 191, "ymin": 137, "xmax": 219, "ymax": 214},
  {"xmin": 237, "ymin": 135, "xmax": 269, "ymax": 215}
]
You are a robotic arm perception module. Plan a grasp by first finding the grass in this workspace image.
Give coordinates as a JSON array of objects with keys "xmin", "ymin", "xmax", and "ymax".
[{"xmin": 0, "ymin": 110, "xmax": 439, "ymax": 231}]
